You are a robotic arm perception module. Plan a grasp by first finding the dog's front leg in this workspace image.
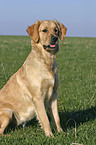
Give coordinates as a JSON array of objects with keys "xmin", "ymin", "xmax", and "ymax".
[
  {"xmin": 33, "ymin": 98, "xmax": 53, "ymax": 136},
  {"xmin": 50, "ymin": 91, "xmax": 63, "ymax": 132}
]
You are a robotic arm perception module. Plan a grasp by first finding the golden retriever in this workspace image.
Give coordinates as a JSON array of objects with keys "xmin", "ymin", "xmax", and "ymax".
[{"xmin": 0, "ymin": 20, "xmax": 67, "ymax": 136}]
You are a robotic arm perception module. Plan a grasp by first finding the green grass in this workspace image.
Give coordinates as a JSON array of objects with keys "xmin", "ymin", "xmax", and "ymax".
[{"xmin": 0, "ymin": 36, "xmax": 96, "ymax": 144}]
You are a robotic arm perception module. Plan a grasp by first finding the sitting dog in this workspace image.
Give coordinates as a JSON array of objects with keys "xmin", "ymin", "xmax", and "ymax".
[{"xmin": 0, "ymin": 20, "xmax": 67, "ymax": 136}]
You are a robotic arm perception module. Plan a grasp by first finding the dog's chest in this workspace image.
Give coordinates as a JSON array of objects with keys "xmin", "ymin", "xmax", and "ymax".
[{"xmin": 41, "ymin": 73, "xmax": 54, "ymax": 100}]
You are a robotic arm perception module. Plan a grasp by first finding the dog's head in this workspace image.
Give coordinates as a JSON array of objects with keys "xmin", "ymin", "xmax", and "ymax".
[{"xmin": 27, "ymin": 20, "xmax": 67, "ymax": 55}]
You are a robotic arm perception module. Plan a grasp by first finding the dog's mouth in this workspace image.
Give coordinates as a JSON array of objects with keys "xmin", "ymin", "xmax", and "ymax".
[
  {"xmin": 43, "ymin": 44, "xmax": 56, "ymax": 50},
  {"xmin": 43, "ymin": 42, "xmax": 59, "ymax": 55},
  {"xmin": 43, "ymin": 39, "xmax": 58, "ymax": 51},
  {"xmin": 43, "ymin": 36, "xmax": 59, "ymax": 54}
]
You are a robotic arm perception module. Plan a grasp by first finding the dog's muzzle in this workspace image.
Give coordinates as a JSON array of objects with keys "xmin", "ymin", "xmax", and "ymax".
[
  {"xmin": 43, "ymin": 35, "xmax": 58, "ymax": 52},
  {"xmin": 51, "ymin": 35, "xmax": 58, "ymax": 43}
]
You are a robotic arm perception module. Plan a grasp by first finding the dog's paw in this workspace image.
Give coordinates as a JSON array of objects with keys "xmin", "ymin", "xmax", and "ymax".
[
  {"xmin": 57, "ymin": 127, "xmax": 63, "ymax": 132},
  {"xmin": 45, "ymin": 131, "xmax": 53, "ymax": 137},
  {"xmin": 57, "ymin": 127, "xmax": 66, "ymax": 135}
]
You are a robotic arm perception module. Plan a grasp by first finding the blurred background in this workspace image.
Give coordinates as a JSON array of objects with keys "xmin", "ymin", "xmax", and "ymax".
[{"xmin": 0, "ymin": 0, "xmax": 96, "ymax": 37}]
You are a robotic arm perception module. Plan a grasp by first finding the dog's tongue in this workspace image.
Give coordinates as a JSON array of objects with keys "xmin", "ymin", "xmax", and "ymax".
[{"xmin": 50, "ymin": 45, "xmax": 56, "ymax": 48}]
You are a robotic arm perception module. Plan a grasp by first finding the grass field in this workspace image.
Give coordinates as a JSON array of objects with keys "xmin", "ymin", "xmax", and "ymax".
[{"xmin": 0, "ymin": 36, "xmax": 96, "ymax": 145}]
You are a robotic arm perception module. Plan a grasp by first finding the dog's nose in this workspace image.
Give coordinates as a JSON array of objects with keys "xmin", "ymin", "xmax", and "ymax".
[{"xmin": 51, "ymin": 36, "xmax": 58, "ymax": 42}]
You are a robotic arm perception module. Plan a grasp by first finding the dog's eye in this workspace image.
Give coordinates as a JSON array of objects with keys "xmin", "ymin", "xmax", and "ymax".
[
  {"xmin": 42, "ymin": 29, "xmax": 47, "ymax": 33},
  {"xmin": 54, "ymin": 28, "xmax": 58, "ymax": 33}
]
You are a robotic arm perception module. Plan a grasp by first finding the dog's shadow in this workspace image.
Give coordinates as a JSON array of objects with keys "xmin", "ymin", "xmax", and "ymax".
[
  {"xmin": 59, "ymin": 106, "xmax": 96, "ymax": 131},
  {"xmin": 5, "ymin": 106, "xmax": 96, "ymax": 134}
]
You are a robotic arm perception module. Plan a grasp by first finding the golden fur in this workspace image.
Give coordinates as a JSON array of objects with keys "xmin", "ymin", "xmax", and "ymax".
[{"xmin": 0, "ymin": 20, "xmax": 67, "ymax": 136}]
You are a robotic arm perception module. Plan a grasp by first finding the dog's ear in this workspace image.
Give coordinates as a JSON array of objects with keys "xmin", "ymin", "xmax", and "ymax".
[
  {"xmin": 27, "ymin": 21, "xmax": 40, "ymax": 42},
  {"xmin": 59, "ymin": 22, "xmax": 67, "ymax": 40},
  {"xmin": 53, "ymin": 20, "xmax": 67, "ymax": 40}
]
